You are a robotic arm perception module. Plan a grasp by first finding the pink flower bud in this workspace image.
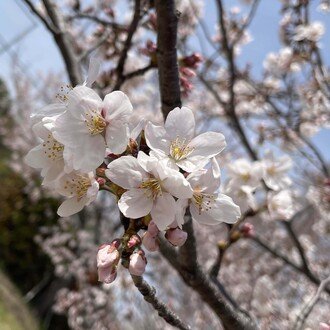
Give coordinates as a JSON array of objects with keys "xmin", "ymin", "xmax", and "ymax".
[
  {"xmin": 129, "ymin": 251, "xmax": 147, "ymax": 276},
  {"xmin": 127, "ymin": 234, "xmax": 141, "ymax": 248},
  {"xmin": 182, "ymin": 53, "xmax": 203, "ymax": 68},
  {"xmin": 142, "ymin": 232, "xmax": 159, "ymax": 252},
  {"xmin": 180, "ymin": 67, "xmax": 196, "ymax": 78},
  {"xmin": 240, "ymin": 223, "xmax": 255, "ymax": 238},
  {"xmin": 97, "ymin": 242, "xmax": 120, "ymax": 269},
  {"xmin": 320, "ymin": 323, "xmax": 330, "ymax": 330},
  {"xmin": 96, "ymin": 177, "xmax": 106, "ymax": 186},
  {"xmin": 98, "ymin": 267, "xmax": 117, "ymax": 284},
  {"xmin": 165, "ymin": 228, "xmax": 188, "ymax": 247},
  {"xmin": 147, "ymin": 221, "xmax": 159, "ymax": 238}
]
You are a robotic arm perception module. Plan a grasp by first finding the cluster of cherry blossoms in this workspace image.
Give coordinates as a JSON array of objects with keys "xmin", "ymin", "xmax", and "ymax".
[{"xmin": 25, "ymin": 63, "xmax": 241, "ymax": 283}]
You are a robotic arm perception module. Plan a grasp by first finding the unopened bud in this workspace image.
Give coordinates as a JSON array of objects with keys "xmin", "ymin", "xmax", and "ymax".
[
  {"xmin": 165, "ymin": 228, "xmax": 187, "ymax": 247},
  {"xmin": 147, "ymin": 220, "xmax": 159, "ymax": 238},
  {"xmin": 97, "ymin": 243, "xmax": 120, "ymax": 269},
  {"xmin": 129, "ymin": 251, "xmax": 147, "ymax": 276},
  {"xmin": 98, "ymin": 267, "xmax": 117, "ymax": 284},
  {"xmin": 180, "ymin": 67, "xmax": 196, "ymax": 78},
  {"xmin": 182, "ymin": 53, "xmax": 203, "ymax": 68},
  {"xmin": 96, "ymin": 177, "xmax": 106, "ymax": 186},
  {"xmin": 127, "ymin": 234, "xmax": 141, "ymax": 248},
  {"xmin": 142, "ymin": 232, "xmax": 159, "ymax": 252},
  {"xmin": 240, "ymin": 223, "xmax": 255, "ymax": 237}
]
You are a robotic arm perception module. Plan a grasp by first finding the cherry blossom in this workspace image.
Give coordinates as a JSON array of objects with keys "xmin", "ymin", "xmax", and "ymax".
[
  {"xmin": 105, "ymin": 152, "xmax": 193, "ymax": 230},
  {"xmin": 267, "ymin": 190, "xmax": 295, "ymax": 220},
  {"xmin": 145, "ymin": 107, "xmax": 226, "ymax": 172},
  {"xmin": 53, "ymin": 88, "xmax": 133, "ymax": 172},
  {"xmin": 178, "ymin": 158, "xmax": 241, "ymax": 225},
  {"xmin": 55, "ymin": 171, "xmax": 99, "ymax": 217}
]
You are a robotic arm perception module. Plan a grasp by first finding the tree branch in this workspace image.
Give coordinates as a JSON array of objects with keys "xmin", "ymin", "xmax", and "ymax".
[
  {"xmin": 293, "ymin": 274, "xmax": 330, "ymax": 330},
  {"xmin": 131, "ymin": 275, "xmax": 191, "ymax": 330},
  {"xmin": 155, "ymin": 0, "xmax": 182, "ymax": 118},
  {"xmin": 113, "ymin": 0, "xmax": 142, "ymax": 90}
]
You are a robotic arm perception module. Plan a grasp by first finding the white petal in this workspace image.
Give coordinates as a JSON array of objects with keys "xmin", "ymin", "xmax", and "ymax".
[
  {"xmin": 118, "ymin": 189, "xmax": 153, "ymax": 218},
  {"xmin": 151, "ymin": 192, "xmax": 176, "ymax": 230},
  {"xmin": 25, "ymin": 145, "xmax": 50, "ymax": 169},
  {"xmin": 105, "ymin": 122, "xmax": 129, "ymax": 154},
  {"xmin": 160, "ymin": 167, "xmax": 193, "ymax": 199},
  {"xmin": 145, "ymin": 122, "xmax": 170, "ymax": 154},
  {"xmin": 106, "ymin": 156, "xmax": 148, "ymax": 189},
  {"xmin": 71, "ymin": 135, "xmax": 106, "ymax": 172},
  {"xmin": 57, "ymin": 196, "xmax": 88, "ymax": 217},
  {"xmin": 103, "ymin": 91, "xmax": 133, "ymax": 122},
  {"xmin": 176, "ymin": 156, "xmax": 209, "ymax": 172},
  {"xmin": 130, "ymin": 120, "xmax": 146, "ymax": 140},
  {"xmin": 137, "ymin": 151, "xmax": 159, "ymax": 174},
  {"xmin": 191, "ymin": 193, "xmax": 241, "ymax": 225},
  {"xmin": 175, "ymin": 199, "xmax": 189, "ymax": 228},
  {"xmin": 165, "ymin": 107, "xmax": 195, "ymax": 141},
  {"xmin": 67, "ymin": 86, "xmax": 102, "ymax": 119},
  {"xmin": 187, "ymin": 158, "xmax": 221, "ymax": 193},
  {"xmin": 85, "ymin": 57, "xmax": 101, "ymax": 87},
  {"xmin": 188, "ymin": 132, "xmax": 226, "ymax": 158},
  {"xmin": 31, "ymin": 103, "xmax": 66, "ymax": 124}
]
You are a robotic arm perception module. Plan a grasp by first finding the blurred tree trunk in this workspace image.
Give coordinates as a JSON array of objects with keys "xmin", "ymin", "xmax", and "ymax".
[{"xmin": 0, "ymin": 270, "xmax": 39, "ymax": 330}]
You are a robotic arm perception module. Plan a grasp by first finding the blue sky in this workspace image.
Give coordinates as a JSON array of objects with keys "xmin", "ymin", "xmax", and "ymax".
[{"xmin": 0, "ymin": 0, "xmax": 329, "ymax": 160}]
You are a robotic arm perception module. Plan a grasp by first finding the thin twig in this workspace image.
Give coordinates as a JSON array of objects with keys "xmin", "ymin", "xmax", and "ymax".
[
  {"xmin": 131, "ymin": 275, "xmax": 191, "ymax": 330},
  {"xmin": 293, "ymin": 275, "xmax": 330, "ymax": 330},
  {"xmin": 22, "ymin": 0, "xmax": 58, "ymax": 34},
  {"xmin": 113, "ymin": 0, "xmax": 142, "ymax": 90}
]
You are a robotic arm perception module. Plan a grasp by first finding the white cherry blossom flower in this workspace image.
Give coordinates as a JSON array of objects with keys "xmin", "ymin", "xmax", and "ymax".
[
  {"xmin": 145, "ymin": 107, "xmax": 226, "ymax": 172},
  {"xmin": 177, "ymin": 158, "xmax": 241, "ymax": 226},
  {"xmin": 294, "ymin": 22, "xmax": 325, "ymax": 42},
  {"xmin": 226, "ymin": 158, "xmax": 263, "ymax": 190},
  {"xmin": 105, "ymin": 152, "xmax": 193, "ymax": 230},
  {"xmin": 55, "ymin": 171, "xmax": 99, "ymax": 217},
  {"xmin": 53, "ymin": 88, "xmax": 133, "ymax": 172},
  {"xmin": 25, "ymin": 117, "xmax": 73, "ymax": 184},
  {"xmin": 225, "ymin": 185, "xmax": 258, "ymax": 213},
  {"xmin": 261, "ymin": 151, "xmax": 292, "ymax": 191},
  {"xmin": 267, "ymin": 190, "xmax": 295, "ymax": 220}
]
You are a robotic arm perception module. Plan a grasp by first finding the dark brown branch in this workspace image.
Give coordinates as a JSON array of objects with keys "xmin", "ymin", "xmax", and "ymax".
[
  {"xmin": 42, "ymin": 0, "xmax": 83, "ymax": 85},
  {"xmin": 22, "ymin": 0, "xmax": 58, "ymax": 34},
  {"xmin": 155, "ymin": 0, "xmax": 182, "ymax": 118},
  {"xmin": 113, "ymin": 0, "xmax": 142, "ymax": 90},
  {"xmin": 131, "ymin": 275, "xmax": 191, "ymax": 330},
  {"xmin": 124, "ymin": 63, "xmax": 155, "ymax": 80}
]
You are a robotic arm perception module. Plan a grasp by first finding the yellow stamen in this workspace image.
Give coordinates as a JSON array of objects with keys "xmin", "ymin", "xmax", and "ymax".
[
  {"xmin": 140, "ymin": 178, "xmax": 162, "ymax": 199},
  {"xmin": 170, "ymin": 137, "xmax": 194, "ymax": 161}
]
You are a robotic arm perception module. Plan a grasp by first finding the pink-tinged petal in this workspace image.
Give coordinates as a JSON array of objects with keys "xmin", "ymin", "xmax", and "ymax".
[
  {"xmin": 105, "ymin": 122, "xmax": 129, "ymax": 154},
  {"xmin": 106, "ymin": 156, "xmax": 148, "ymax": 189},
  {"xmin": 103, "ymin": 91, "xmax": 133, "ymax": 122},
  {"xmin": 57, "ymin": 196, "xmax": 88, "ymax": 217},
  {"xmin": 165, "ymin": 228, "xmax": 187, "ymax": 246},
  {"xmin": 97, "ymin": 245, "xmax": 119, "ymax": 269},
  {"xmin": 145, "ymin": 122, "xmax": 170, "ymax": 154},
  {"xmin": 129, "ymin": 253, "xmax": 146, "ymax": 276},
  {"xmin": 190, "ymin": 193, "xmax": 241, "ymax": 225},
  {"xmin": 98, "ymin": 267, "xmax": 117, "ymax": 284},
  {"xmin": 165, "ymin": 107, "xmax": 195, "ymax": 141},
  {"xmin": 187, "ymin": 132, "xmax": 226, "ymax": 158},
  {"xmin": 142, "ymin": 232, "xmax": 159, "ymax": 252},
  {"xmin": 118, "ymin": 189, "xmax": 153, "ymax": 218},
  {"xmin": 160, "ymin": 168, "xmax": 193, "ymax": 199},
  {"xmin": 67, "ymin": 86, "xmax": 102, "ymax": 119},
  {"xmin": 151, "ymin": 193, "xmax": 176, "ymax": 230},
  {"xmin": 71, "ymin": 135, "xmax": 105, "ymax": 172}
]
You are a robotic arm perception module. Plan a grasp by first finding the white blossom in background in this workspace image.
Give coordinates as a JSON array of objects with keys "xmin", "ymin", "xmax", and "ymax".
[
  {"xmin": 53, "ymin": 88, "xmax": 133, "ymax": 172},
  {"xmin": 267, "ymin": 189, "xmax": 295, "ymax": 220},
  {"xmin": 25, "ymin": 118, "xmax": 73, "ymax": 184},
  {"xmin": 261, "ymin": 151, "xmax": 292, "ymax": 191},
  {"xmin": 226, "ymin": 158, "xmax": 263, "ymax": 190},
  {"xmin": 55, "ymin": 171, "xmax": 99, "ymax": 217},
  {"xmin": 177, "ymin": 158, "xmax": 241, "ymax": 226},
  {"xmin": 145, "ymin": 107, "xmax": 226, "ymax": 172},
  {"xmin": 106, "ymin": 152, "xmax": 193, "ymax": 230},
  {"xmin": 294, "ymin": 22, "xmax": 325, "ymax": 42},
  {"xmin": 225, "ymin": 184, "xmax": 258, "ymax": 213}
]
